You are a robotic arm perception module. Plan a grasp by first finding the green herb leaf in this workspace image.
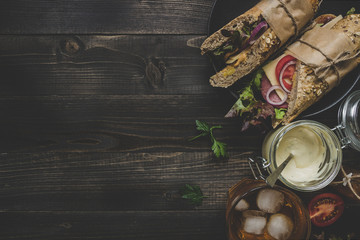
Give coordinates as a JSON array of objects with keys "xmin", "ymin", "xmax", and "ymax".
[
  {"xmin": 210, "ymin": 125, "xmax": 223, "ymax": 131},
  {"xmin": 190, "ymin": 120, "xmax": 227, "ymax": 158},
  {"xmin": 225, "ymin": 85, "xmax": 257, "ymax": 117},
  {"xmin": 188, "ymin": 132, "xmax": 208, "ymax": 142},
  {"xmin": 347, "ymin": 7, "xmax": 356, "ymax": 15},
  {"xmin": 181, "ymin": 184, "xmax": 207, "ymax": 205},
  {"xmin": 212, "ymin": 140, "xmax": 227, "ymax": 158},
  {"xmin": 195, "ymin": 120, "xmax": 210, "ymax": 133},
  {"xmin": 253, "ymin": 69, "xmax": 263, "ymax": 90},
  {"xmin": 275, "ymin": 108, "xmax": 287, "ymax": 120},
  {"xmin": 225, "ymin": 69, "xmax": 265, "ymax": 118}
]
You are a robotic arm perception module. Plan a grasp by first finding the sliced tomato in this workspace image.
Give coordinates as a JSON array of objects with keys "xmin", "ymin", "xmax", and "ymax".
[
  {"xmin": 275, "ymin": 55, "xmax": 296, "ymax": 81},
  {"xmin": 308, "ymin": 193, "xmax": 344, "ymax": 227},
  {"xmin": 275, "ymin": 55, "xmax": 297, "ymax": 93},
  {"xmin": 279, "ymin": 62, "xmax": 296, "ymax": 92}
]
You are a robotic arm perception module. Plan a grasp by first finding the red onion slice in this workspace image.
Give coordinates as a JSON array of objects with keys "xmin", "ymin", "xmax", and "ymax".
[
  {"xmin": 279, "ymin": 60, "xmax": 297, "ymax": 93},
  {"xmin": 266, "ymin": 86, "xmax": 288, "ymax": 106},
  {"xmin": 249, "ymin": 21, "xmax": 268, "ymax": 45}
]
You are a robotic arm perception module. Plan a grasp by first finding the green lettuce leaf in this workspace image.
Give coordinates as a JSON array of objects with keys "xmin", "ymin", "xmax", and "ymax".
[{"xmin": 275, "ymin": 108, "xmax": 287, "ymax": 120}]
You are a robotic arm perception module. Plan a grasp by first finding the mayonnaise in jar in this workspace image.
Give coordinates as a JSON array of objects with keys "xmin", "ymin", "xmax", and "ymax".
[
  {"xmin": 275, "ymin": 125, "xmax": 326, "ymax": 183},
  {"xmin": 262, "ymin": 120, "xmax": 342, "ymax": 192}
]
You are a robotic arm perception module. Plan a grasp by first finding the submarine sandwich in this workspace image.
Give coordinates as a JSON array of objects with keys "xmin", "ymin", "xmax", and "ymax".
[{"xmin": 201, "ymin": 0, "xmax": 321, "ymax": 88}]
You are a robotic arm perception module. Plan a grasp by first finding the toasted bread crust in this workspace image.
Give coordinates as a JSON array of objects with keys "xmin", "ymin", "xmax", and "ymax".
[
  {"xmin": 332, "ymin": 14, "xmax": 360, "ymax": 47},
  {"xmin": 309, "ymin": 0, "xmax": 321, "ymax": 13},
  {"xmin": 210, "ymin": 28, "xmax": 281, "ymax": 88},
  {"xmin": 282, "ymin": 62, "xmax": 329, "ymax": 124},
  {"xmin": 200, "ymin": 6, "xmax": 262, "ymax": 55}
]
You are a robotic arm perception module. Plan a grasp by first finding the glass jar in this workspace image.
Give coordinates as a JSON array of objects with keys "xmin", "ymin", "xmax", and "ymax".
[{"xmin": 261, "ymin": 90, "xmax": 360, "ymax": 192}]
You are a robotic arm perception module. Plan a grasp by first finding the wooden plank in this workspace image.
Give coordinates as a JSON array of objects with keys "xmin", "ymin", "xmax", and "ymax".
[
  {"xmin": 0, "ymin": 94, "xmax": 267, "ymax": 153},
  {"xmin": 1, "ymin": 207, "xmax": 359, "ymax": 239},
  {"xmin": 0, "ymin": 89, "xmax": 354, "ymax": 153},
  {"xmin": 0, "ymin": 150, "xmax": 359, "ymax": 211},
  {"xmin": 0, "ymin": 93, "xmax": 347, "ymax": 153},
  {"xmin": 0, "ymin": 210, "xmax": 226, "ymax": 240},
  {"xmin": 0, "ymin": 152, "xmax": 253, "ymax": 211},
  {"xmin": 0, "ymin": 0, "xmax": 357, "ymax": 35},
  {"xmin": 0, "ymin": 0, "xmax": 214, "ymax": 34},
  {"xmin": 0, "ymin": 35, "xmax": 218, "ymax": 96},
  {"xmin": 1, "ymin": 209, "xmax": 360, "ymax": 240}
]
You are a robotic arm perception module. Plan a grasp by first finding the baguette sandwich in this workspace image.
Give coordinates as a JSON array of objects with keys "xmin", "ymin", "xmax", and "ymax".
[
  {"xmin": 282, "ymin": 14, "xmax": 360, "ymax": 125},
  {"xmin": 226, "ymin": 13, "xmax": 360, "ymax": 131},
  {"xmin": 201, "ymin": 0, "xmax": 320, "ymax": 88}
]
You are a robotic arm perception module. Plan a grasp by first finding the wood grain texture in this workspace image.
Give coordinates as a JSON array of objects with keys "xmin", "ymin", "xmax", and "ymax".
[
  {"xmin": 0, "ymin": 210, "xmax": 227, "ymax": 240},
  {"xmin": 1, "ymin": 208, "xmax": 360, "ymax": 240},
  {"xmin": 1, "ymin": 150, "xmax": 358, "ymax": 211},
  {"xmin": 1, "ymin": 0, "xmax": 360, "ymax": 239},
  {"xmin": 0, "ymin": 35, "xmax": 216, "ymax": 96},
  {"xmin": 1, "ymin": 0, "xmax": 357, "ymax": 35},
  {"xmin": 0, "ymin": 150, "xmax": 358, "ymax": 239},
  {"xmin": 0, "ymin": 158, "xmax": 359, "ymax": 240},
  {"xmin": 0, "ymin": 93, "xmax": 267, "ymax": 152},
  {"xmin": 0, "ymin": 152, "xmax": 255, "ymax": 211},
  {"xmin": 0, "ymin": 0, "xmax": 214, "ymax": 35},
  {"xmin": 0, "ymin": 93, "xmax": 345, "ymax": 153}
]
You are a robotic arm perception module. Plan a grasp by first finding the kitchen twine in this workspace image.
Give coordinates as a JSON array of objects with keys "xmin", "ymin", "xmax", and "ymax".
[
  {"xmin": 297, "ymin": 39, "xmax": 360, "ymax": 86},
  {"xmin": 276, "ymin": 0, "xmax": 324, "ymax": 38},
  {"xmin": 331, "ymin": 166, "xmax": 360, "ymax": 200},
  {"xmin": 276, "ymin": 0, "xmax": 299, "ymax": 36},
  {"xmin": 277, "ymin": 0, "xmax": 323, "ymax": 39}
]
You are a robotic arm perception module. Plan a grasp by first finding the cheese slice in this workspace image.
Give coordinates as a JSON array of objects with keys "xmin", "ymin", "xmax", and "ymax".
[{"xmin": 262, "ymin": 54, "xmax": 286, "ymax": 100}]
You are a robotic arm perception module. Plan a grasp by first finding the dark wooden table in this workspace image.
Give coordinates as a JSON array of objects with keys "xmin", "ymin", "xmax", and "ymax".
[{"xmin": 0, "ymin": 0, "xmax": 359, "ymax": 239}]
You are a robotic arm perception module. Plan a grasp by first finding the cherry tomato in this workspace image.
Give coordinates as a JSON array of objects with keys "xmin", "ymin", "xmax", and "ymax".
[
  {"xmin": 275, "ymin": 55, "xmax": 296, "ymax": 82},
  {"xmin": 308, "ymin": 193, "xmax": 344, "ymax": 227}
]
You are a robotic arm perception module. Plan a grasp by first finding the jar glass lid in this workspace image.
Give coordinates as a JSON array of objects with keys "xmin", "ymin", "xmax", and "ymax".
[{"xmin": 338, "ymin": 90, "xmax": 360, "ymax": 151}]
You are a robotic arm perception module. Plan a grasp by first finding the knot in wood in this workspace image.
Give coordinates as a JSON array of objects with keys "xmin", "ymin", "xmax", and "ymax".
[
  {"xmin": 162, "ymin": 190, "xmax": 180, "ymax": 201},
  {"xmin": 65, "ymin": 39, "xmax": 80, "ymax": 54},
  {"xmin": 145, "ymin": 59, "xmax": 166, "ymax": 88},
  {"xmin": 59, "ymin": 37, "xmax": 84, "ymax": 57}
]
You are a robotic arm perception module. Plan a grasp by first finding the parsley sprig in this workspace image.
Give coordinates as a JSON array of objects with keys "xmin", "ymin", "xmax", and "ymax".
[
  {"xmin": 189, "ymin": 120, "xmax": 228, "ymax": 158},
  {"xmin": 181, "ymin": 184, "xmax": 207, "ymax": 206}
]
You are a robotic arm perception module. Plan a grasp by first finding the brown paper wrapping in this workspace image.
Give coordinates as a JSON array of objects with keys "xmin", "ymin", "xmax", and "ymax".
[
  {"xmin": 257, "ymin": 0, "xmax": 314, "ymax": 44},
  {"xmin": 287, "ymin": 17, "xmax": 360, "ymax": 90}
]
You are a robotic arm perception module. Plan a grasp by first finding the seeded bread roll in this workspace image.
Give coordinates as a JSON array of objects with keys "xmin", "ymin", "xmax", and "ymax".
[
  {"xmin": 282, "ymin": 14, "xmax": 360, "ymax": 125},
  {"xmin": 201, "ymin": 7, "xmax": 263, "ymax": 54},
  {"xmin": 209, "ymin": 28, "xmax": 281, "ymax": 88},
  {"xmin": 201, "ymin": 0, "xmax": 320, "ymax": 88}
]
